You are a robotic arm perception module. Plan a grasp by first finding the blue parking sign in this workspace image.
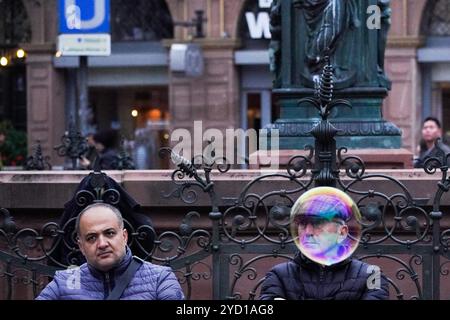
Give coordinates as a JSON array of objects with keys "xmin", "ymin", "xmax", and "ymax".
[{"xmin": 59, "ymin": 0, "xmax": 110, "ymax": 34}]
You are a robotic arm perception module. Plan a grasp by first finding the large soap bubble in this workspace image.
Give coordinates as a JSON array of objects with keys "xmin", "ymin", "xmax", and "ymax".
[{"xmin": 290, "ymin": 187, "xmax": 362, "ymax": 266}]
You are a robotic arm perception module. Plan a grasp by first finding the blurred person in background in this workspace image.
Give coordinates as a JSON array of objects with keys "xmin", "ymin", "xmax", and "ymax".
[
  {"xmin": 80, "ymin": 129, "xmax": 119, "ymax": 170},
  {"xmin": 414, "ymin": 117, "xmax": 450, "ymax": 168}
]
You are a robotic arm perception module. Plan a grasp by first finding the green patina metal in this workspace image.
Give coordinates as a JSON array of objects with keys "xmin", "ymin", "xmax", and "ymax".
[{"xmin": 268, "ymin": 0, "xmax": 401, "ymax": 149}]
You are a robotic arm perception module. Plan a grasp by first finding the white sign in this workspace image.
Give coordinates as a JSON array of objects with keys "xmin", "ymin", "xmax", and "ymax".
[
  {"xmin": 59, "ymin": 0, "xmax": 110, "ymax": 33},
  {"xmin": 245, "ymin": 0, "xmax": 272, "ymax": 39},
  {"xmin": 58, "ymin": 0, "xmax": 110, "ymax": 56},
  {"xmin": 259, "ymin": 0, "xmax": 273, "ymax": 8},
  {"xmin": 57, "ymin": 34, "xmax": 111, "ymax": 56},
  {"xmin": 170, "ymin": 44, "xmax": 204, "ymax": 78}
]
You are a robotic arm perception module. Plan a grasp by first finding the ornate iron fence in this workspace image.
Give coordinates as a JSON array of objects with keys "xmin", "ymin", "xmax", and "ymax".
[{"xmin": 1, "ymin": 62, "xmax": 450, "ymax": 300}]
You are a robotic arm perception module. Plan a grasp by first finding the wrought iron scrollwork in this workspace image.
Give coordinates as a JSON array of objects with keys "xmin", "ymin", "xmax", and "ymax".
[
  {"xmin": 74, "ymin": 158, "xmax": 120, "ymax": 207},
  {"xmin": 173, "ymin": 261, "xmax": 212, "ymax": 300},
  {"xmin": 286, "ymin": 145, "xmax": 314, "ymax": 179},
  {"xmin": 357, "ymin": 254, "xmax": 423, "ymax": 300},
  {"xmin": 112, "ymin": 138, "xmax": 135, "ymax": 170},
  {"xmin": 159, "ymin": 146, "xmax": 230, "ymax": 211},
  {"xmin": 3, "ymin": 60, "xmax": 450, "ymax": 300},
  {"xmin": 228, "ymin": 253, "xmax": 293, "ymax": 300},
  {"xmin": 0, "ymin": 208, "xmax": 16, "ymax": 235},
  {"xmin": 24, "ymin": 141, "xmax": 52, "ymax": 170},
  {"xmin": 54, "ymin": 120, "xmax": 88, "ymax": 170},
  {"xmin": 297, "ymin": 57, "xmax": 352, "ymax": 120},
  {"xmin": 156, "ymin": 59, "xmax": 450, "ymax": 300}
]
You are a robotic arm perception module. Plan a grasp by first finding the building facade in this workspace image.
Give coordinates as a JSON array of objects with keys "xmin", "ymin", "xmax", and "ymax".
[{"xmin": 1, "ymin": 0, "xmax": 449, "ymax": 167}]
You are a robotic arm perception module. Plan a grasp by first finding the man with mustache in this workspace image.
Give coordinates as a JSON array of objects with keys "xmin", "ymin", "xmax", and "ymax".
[
  {"xmin": 37, "ymin": 203, "xmax": 184, "ymax": 300},
  {"xmin": 296, "ymin": 215, "xmax": 349, "ymax": 262},
  {"xmin": 260, "ymin": 188, "xmax": 389, "ymax": 300}
]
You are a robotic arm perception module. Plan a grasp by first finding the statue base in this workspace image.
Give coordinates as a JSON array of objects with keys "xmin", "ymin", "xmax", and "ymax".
[
  {"xmin": 268, "ymin": 87, "xmax": 402, "ymax": 150},
  {"xmin": 267, "ymin": 119, "xmax": 402, "ymax": 149},
  {"xmin": 249, "ymin": 148, "xmax": 414, "ymax": 170}
]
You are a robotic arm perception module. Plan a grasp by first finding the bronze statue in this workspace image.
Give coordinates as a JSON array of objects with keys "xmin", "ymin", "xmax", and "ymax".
[
  {"xmin": 377, "ymin": 0, "xmax": 391, "ymax": 89},
  {"xmin": 269, "ymin": 0, "xmax": 282, "ymax": 86},
  {"xmin": 268, "ymin": 0, "xmax": 401, "ymax": 150},
  {"xmin": 293, "ymin": 0, "xmax": 361, "ymax": 86}
]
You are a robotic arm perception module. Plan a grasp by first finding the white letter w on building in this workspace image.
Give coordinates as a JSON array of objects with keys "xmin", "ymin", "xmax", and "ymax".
[{"xmin": 245, "ymin": 12, "xmax": 271, "ymax": 39}]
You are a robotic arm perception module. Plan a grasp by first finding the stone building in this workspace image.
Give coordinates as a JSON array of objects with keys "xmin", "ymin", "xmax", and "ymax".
[{"xmin": 0, "ymin": 0, "xmax": 449, "ymax": 167}]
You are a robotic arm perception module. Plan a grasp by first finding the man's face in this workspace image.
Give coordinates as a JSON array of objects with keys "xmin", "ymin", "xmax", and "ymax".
[
  {"xmin": 94, "ymin": 142, "xmax": 105, "ymax": 152},
  {"xmin": 297, "ymin": 217, "xmax": 348, "ymax": 256},
  {"xmin": 77, "ymin": 207, "xmax": 128, "ymax": 272},
  {"xmin": 422, "ymin": 120, "xmax": 441, "ymax": 143},
  {"xmin": 86, "ymin": 135, "xmax": 95, "ymax": 147}
]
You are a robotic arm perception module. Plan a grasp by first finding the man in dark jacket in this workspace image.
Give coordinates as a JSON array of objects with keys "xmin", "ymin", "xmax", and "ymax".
[
  {"xmin": 414, "ymin": 117, "xmax": 450, "ymax": 168},
  {"xmin": 260, "ymin": 187, "xmax": 389, "ymax": 300},
  {"xmin": 259, "ymin": 252, "xmax": 389, "ymax": 300},
  {"xmin": 80, "ymin": 129, "xmax": 119, "ymax": 170},
  {"xmin": 37, "ymin": 203, "xmax": 184, "ymax": 300}
]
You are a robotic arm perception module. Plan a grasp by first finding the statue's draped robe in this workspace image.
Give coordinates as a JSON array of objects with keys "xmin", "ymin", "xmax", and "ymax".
[{"xmin": 296, "ymin": 0, "xmax": 360, "ymax": 76}]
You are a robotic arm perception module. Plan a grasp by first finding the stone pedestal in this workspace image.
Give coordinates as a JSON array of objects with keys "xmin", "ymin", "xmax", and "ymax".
[
  {"xmin": 249, "ymin": 148, "xmax": 414, "ymax": 169},
  {"xmin": 268, "ymin": 88, "xmax": 402, "ymax": 150}
]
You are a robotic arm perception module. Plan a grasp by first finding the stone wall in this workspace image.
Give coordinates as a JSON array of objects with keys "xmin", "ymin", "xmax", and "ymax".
[{"xmin": 1, "ymin": 169, "xmax": 450, "ymax": 299}]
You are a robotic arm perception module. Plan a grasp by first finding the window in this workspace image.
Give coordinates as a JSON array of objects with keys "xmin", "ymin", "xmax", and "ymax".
[
  {"xmin": 427, "ymin": 0, "xmax": 450, "ymax": 36},
  {"xmin": 0, "ymin": 0, "xmax": 31, "ymax": 45},
  {"xmin": 111, "ymin": 0, "xmax": 173, "ymax": 41},
  {"xmin": 0, "ymin": 0, "xmax": 30, "ymax": 131}
]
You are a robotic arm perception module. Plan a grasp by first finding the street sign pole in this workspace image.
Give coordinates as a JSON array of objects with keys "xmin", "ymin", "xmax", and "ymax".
[
  {"xmin": 58, "ymin": 0, "xmax": 111, "ymax": 135},
  {"xmin": 77, "ymin": 56, "xmax": 88, "ymax": 134}
]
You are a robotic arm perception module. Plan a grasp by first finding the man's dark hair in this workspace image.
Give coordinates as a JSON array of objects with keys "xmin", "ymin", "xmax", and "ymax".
[
  {"xmin": 93, "ymin": 129, "xmax": 119, "ymax": 149},
  {"xmin": 423, "ymin": 117, "xmax": 441, "ymax": 128}
]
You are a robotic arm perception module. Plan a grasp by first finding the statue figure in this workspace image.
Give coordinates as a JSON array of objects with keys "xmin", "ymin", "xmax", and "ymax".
[
  {"xmin": 293, "ymin": 0, "xmax": 361, "ymax": 87},
  {"xmin": 267, "ymin": 0, "xmax": 402, "ymax": 150},
  {"xmin": 269, "ymin": 0, "xmax": 282, "ymax": 86},
  {"xmin": 377, "ymin": 0, "xmax": 391, "ymax": 89}
]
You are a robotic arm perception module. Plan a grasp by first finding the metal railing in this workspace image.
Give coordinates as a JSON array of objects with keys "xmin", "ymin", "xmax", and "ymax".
[{"xmin": 1, "ymin": 61, "xmax": 450, "ymax": 300}]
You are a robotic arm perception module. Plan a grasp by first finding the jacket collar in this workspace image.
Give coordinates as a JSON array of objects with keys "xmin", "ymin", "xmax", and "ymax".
[
  {"xmin": 87, "ymin": 246, "xmax": 133, "ymax": 279},
  {"xmin": 293, "ymin": 251, "xmax": 352, "ymax": 270}
]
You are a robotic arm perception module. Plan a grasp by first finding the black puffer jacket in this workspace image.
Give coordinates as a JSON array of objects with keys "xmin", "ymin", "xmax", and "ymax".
[{"xmin": 260, "ymin": 253, "xmax": 389, "ymax": 300}]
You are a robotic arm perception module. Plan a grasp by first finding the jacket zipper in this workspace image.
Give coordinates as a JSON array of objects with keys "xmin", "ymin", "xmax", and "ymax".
[
  {"xmin": 105, "ymin": 273, "xmax": 111, "ymax": 297},
  {"xmin": 319, "ymin": 267, "xmax": 325, "ymax": 282},
  {"xmin": 318, "ymin": 266, "xmax": 325, "ymax": 299}
]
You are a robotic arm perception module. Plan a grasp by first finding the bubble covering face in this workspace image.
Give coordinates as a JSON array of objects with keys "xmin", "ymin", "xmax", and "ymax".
[{"xmin": 290, "ymin": 187, "xmax": 361, "ymax": 266}]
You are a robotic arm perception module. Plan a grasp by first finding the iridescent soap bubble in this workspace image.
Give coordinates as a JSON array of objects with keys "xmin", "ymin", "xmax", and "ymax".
[{"xmin": 290, "ymin": 187, "xmax": 362, "ymax": 266}]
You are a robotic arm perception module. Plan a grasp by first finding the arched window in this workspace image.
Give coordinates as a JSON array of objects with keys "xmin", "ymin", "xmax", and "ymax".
[
  {"xmin": 426, "ymin": 0, "xmax": 450, "ymax": 36},
  {"xmin": 0, "ymin": 0, "xmax": 31, "ymax": 45},
  {"xmin": 111, "ymin": 0, "xmax": 173, "ymax": 41},
  {"xmin": 0, "ymin": 0, "xmax": 30, "ymax": 132}
]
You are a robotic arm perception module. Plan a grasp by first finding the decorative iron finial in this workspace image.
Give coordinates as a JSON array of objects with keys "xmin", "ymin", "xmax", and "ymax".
[
  {"xmin": 298, "ymin": 56, "xmax": 352, "ymax": 119},
  {"xmin": 24, "ymin": 140, "xmax": 52, "ymax": 170},
  {"xmin": 112, "ymin": 138, "xmax": 135, "ymax": 170},
  {"xmin": 54, "ymin": 119, "xmax": 89, "ymax": 170},
  {"xmin": 159, "ymin": 147, "xmax": 198, "ymax": 178},
  {"xmin": 75, "ymin": 157, "xmax": 120, "ymax": 207},
  {"xmin": 319, "ymin": 56, "xmax": 334, "ymax": 106},
  {"xmin": 159, "ymin": 146, "xmax": 230, "ymax": 213},
  {"xmin": 0, "ymin": 207, "xmax": 16, "ymax": 234}
]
